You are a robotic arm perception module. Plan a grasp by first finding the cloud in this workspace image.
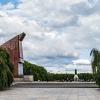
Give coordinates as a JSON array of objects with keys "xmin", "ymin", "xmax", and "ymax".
[
  {"xmin": 0, "ymin": 0, "xmax": 100, "ymax": 73},
  {"xmin": 0, "ymin": 2, "xmax": 15, "ymax": 10},
  {"xmin": 72, "ymin": 59, "xmax": 90, "ymax": 65},
  {"xmin": 0, "ymin": 29, "xmax": 2, "ymax": 33}
]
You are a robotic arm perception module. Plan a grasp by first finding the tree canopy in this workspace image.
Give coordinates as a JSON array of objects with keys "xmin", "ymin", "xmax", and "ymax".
[
  {"xmin": 0, "ymin": 47, "xmax": 14, "ymax": 91},
  {"xmin": 23, "ymin": 61, "xmax": 48, "ymax": 81},
  {"xmin": 90, "ymin": 48, "xmax": 100, "ymax": 87}
]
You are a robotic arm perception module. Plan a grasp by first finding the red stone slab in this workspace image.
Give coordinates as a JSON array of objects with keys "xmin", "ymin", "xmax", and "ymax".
[{"xmin": 1, "ymin": 33, "xmax": 26, "ymax": 78}]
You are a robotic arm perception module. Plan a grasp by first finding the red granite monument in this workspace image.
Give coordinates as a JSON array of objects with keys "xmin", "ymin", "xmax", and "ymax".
[{"xmin": 1, "ymin": 33, "xmax": 26, "ymax": 78}]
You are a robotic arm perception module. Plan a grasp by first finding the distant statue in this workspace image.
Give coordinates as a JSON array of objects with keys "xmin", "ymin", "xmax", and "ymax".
[
  {"xmin": 75, "ymin": 69, "xmax": 77, "ymax": 74},
  {"xmin": 25, "ymin": 66, "xmax": 32, "ymax": 75},
  {"xmin": 74, "ymin": 69, "xmax": 78, "ymax": 81}
]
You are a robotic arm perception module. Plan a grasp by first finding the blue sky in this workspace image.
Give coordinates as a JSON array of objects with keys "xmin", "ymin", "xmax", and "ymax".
[
  {"xmin": 0, "ymin": 0, "xmax": 99, "ymax": 73},
  {"xmin": 0, "ymin": 0, "xmax": 19, "ymax": 6}
]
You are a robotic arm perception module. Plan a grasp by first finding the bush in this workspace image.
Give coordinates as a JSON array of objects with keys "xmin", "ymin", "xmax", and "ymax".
[{"xmin": 0, "ymin": 47, "xmax": 14, "ymax": 91}]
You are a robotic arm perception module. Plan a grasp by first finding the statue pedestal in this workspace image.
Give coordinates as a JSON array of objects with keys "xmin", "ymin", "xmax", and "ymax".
[
  {"xmin": 74, "ymin": 74, "xmax": 79, "ymax": 81},
  {"xmin": 24, "ymin": 75, "xmax": 34, "ymax": 82},
  {"xmin": 14, "ymin": 78, "xmax": 24, "ymax": 82}
]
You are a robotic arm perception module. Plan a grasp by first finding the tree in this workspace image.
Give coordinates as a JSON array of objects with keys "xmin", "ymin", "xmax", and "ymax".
[
  {"xmin": 23, "ymin": 61, "xmax": 48, "ymax": 81},
  {"xmin": 0, "ymin": 47, "xmax": 14, "ymax": 91},
  {"xmin": 90, "ymin": 48, "xmax": 100, "ymax": 87},
  {"xmin": 78, "ymin": 73, "xmax": 93, "ymax": 81}
]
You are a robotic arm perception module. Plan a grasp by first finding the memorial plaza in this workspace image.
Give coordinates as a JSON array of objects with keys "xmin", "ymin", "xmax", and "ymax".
[{"xmin": 0, "ymin": 34, "xmax": 100, "ymax": 100}]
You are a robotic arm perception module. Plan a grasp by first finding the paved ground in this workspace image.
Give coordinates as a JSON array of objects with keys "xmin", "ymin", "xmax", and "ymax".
[{"xmin": 0, "ymin": 88, "xmax": 100, "ymax": 100}]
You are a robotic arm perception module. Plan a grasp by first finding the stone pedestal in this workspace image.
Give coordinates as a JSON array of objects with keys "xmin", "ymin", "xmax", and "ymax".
[
  {"xmin": 74, "ymin": 74, "xmax": 79, "ymax": 81},
  {"xmin": 14, "ymin": 78, "xmax": 24, "ymax": 82},
  {"xmin": 24, "ymin": 75, "xmax": 33, "ymax": 82}
]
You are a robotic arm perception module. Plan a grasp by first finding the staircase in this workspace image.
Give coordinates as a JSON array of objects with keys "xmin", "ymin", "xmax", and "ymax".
[{"xmin": 12, "ymin": 82, "xmax": 99, "ymax": 88}]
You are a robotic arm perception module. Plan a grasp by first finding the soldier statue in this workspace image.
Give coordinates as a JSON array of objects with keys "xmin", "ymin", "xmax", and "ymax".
[
  {"xmin": 75, "ymin": 69, "xmax": 77, "ymax": 74},
  {"xmin": 25, "ymin": 66, "xmax": 32, "ymax": 75}
]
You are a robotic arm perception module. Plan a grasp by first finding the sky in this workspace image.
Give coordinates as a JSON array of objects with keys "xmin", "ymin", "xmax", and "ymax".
[{"xmin": 0, "ymin": 0, "xmax": 100, "ymax": 74}]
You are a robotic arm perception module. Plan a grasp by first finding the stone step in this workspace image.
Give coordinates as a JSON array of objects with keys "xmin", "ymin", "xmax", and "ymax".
[{"xmin": 12, "ymin": 82, "xmax": 99, "ymax": 88}]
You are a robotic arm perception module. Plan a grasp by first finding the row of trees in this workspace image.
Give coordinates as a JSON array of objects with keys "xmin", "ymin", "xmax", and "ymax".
[
  {"xmin": 0, "ymin": 47, "xmax": 14, "ymax": 91},
  {"xmin": 90, "ymin": 48, "xmax": 100, "ymax": 87},
  {"xmin": 23, "ymin": 61, "xmax": 93, "ymax": 82},
  {"xmin": 23, "ymin": 61, "xmax": 48, "ymax": 81}
]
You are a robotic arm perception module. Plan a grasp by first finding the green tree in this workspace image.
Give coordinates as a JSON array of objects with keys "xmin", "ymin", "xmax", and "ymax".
[
  {"xmin": 23, "ymin": 61, "xmax": 48, "ymax": 81},
  {"xmin": 78, "ymin": 73, "xmax": 93, "ymax": 81},
  {"xmin": 90, "ymin": 48, "xmax": 100, "ymax": 87},
  {"xmin": 0, "ymin": 47, "xmax": 14, "ymax": 91}
]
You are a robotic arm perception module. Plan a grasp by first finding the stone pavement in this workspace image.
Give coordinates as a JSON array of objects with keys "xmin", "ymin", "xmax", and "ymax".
[{"xmin": 0, "ymin": 88, "xmax": 100, "ymax": 100}]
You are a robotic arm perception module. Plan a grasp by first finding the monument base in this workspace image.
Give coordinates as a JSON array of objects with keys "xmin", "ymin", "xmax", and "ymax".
[
  {"xmin": 24, "ymin": 75, "xmax": 34, "ymax": 82},
  {"xmin": 74, "ymin": 74, "xmax": 79, "ymax": 81},
  {"xmin": 14, "ymin": 78, "xmax": 24, "ymax": 82}
]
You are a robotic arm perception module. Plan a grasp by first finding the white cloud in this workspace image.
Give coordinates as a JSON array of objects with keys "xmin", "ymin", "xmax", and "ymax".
[
  {"xmin": 45, "ymin": 66, "xmax": 67, "ymax": 73},
  {"xmin": 0, "ymin": 2, "xmax": 15, "ymax": 10},
  {"xmin": 0, "ymin": 29, "xmax": 2, "ymax": 33},
  {"xmin": 46, "ymin": 63, "xmax": 91, "ymax": 74},
  {"xmin": 0, "ymin": 0, "xmax": 99, "ymax": 73},
  {"xmin": 72, "ymin": 59, "xmax": 90, "ymax": 65}
]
